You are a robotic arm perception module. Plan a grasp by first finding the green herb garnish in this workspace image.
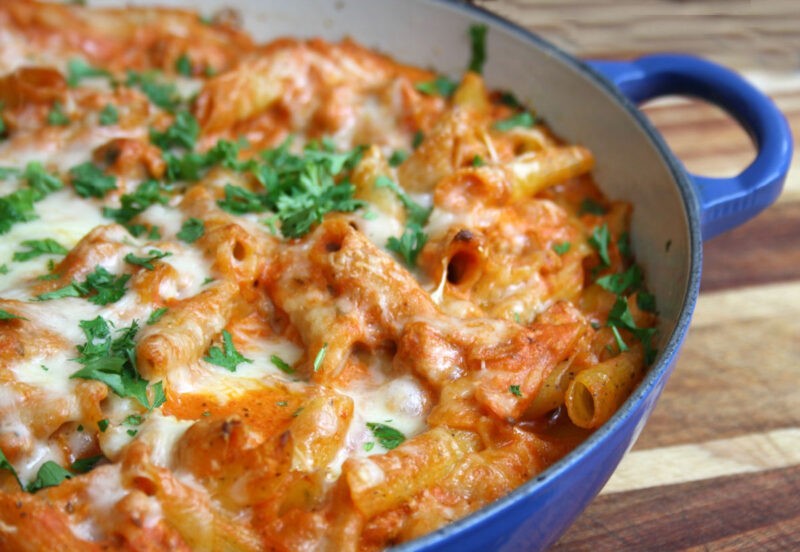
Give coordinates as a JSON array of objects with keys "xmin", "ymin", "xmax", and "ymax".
[
  {"xmin": 493, "ymin": 112, "xmax": 536, "ymax": 131},
  {"xmin": 366, "ymin": 422, "xmax": 405, "ymax": 450},
  {"xmin": 13, "ymin": 238, "xmax": 68, "ymax": 262},
  {"xmin": 468, "ymin": 24, "xmax": 488, "ymax": 74},
  {"xmin": 204, "ymin": 330, "xmax": 252, "ymax": 371},
  {"xmin": 69, "ymin": 162, "xmax": 117, "ymax": 198},
  {"xmin": 177, "ymin": 218, "xmax": 204, "ymax": 243}
]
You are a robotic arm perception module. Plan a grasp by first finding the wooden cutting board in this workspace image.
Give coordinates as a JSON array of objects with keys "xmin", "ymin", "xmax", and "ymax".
[{"xmin": 478, "ymin": 1, "xmax": 800, "ymax": 549}]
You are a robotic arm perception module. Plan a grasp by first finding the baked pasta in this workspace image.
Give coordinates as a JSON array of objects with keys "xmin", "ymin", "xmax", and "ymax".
[{"xmin": 0, "ymin": 1, "xmax": 659, "ymax": 550}]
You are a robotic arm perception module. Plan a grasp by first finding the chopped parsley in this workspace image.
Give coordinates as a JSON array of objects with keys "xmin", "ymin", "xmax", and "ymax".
[
  {"xmin": 637, "ymin": 292, "xmax": 656, "ymax": 313},
  {"xmin": 71, "ymin": 316, "xmax": 165, "ymax": 409},
  {"xmin": 99, "ymin": 103, "xmax": 119, "ymax": 126},
  {"xmin": 47, "ymin": 101, "xmax": 70, "ymax": 126},
  {"xmin": 177, "ymin": 218, "xmax": 205, "ymax": 243},
  {"xmin": 606, "ymin": 295, "xmax": 658, "ymax": 364},
  {"xmin": 617, "ymin": 232, "xmax": 632, "ymax": 258},
  {"xmin": 553, "ymin": 242, "xmax": 571, "ymax": 255},
  {"xmin": 0, "ymin": 264, "xmax": 8, "ymax": 274},
  {"xmin": 70, "ymin": 455, "xmax": 104, "ymax": 474},
  {"xmin": 366, "ymin": 422, "xmax": 405, "ymax": 450},
  {"xmin": 0, "ymin": 189, "xmax": 38, "ymax": 235},
  {"xmin": 415, "ymin": 76, "xmax": 457, "ymax": 97},
  {"xmin": 147, "ymin": 307, "xmax": 168, "ymax": 325},
  {"xmin": 388, "ymin": 149, "xmax": 409, "ymax": 167},
  {"xmin": 66, "ymin": 58, "xmax": 111, "ymax": 87},
  {"xmin": 595, "ymin": 264, "xmax": 643, "ymax": 295},
  {"xmin": 103, "ymin": 179, "xmax": 168, "ymax": 223},
  {"xmin": 97, "ymin": 419, "xmax": 109, "ymax": 432},
  {"xmin": 175, "ymin": 54, "xmax": 192, "ymax": 77},
  {"xmin": 313, "ymin": 343, "xmax": 328, "ymax": 372},
  {"xmin": 217, "ymin": 184, "xmax": 268, "ymax": 215},
  {"xmin": 499, "ymin": 91, "xmax": 521, "ymax": 108},
  {"xmin": 374, "ymin": 175, "xmax": 430, "ymax": 225},
  {"xmin": 579, "ymin": 197, "xmax": 606, "ymax": 215},
  {"xmin": 412, "ymin": 130, "xmax": 424, "ymax": 149},
  {"xmin": 122, "ymin": 415, "xmax": 142, "ymax": 426},
  {"xmin": 124, "ymin": 249, "xmax": 172, "ymax": 271},
  {"xmin": 468, "ymin": 24, "xmax": 488, "ymax": 74},
  {"xmin": 610, "ymin": 326, "xmax": 629, "ymax": 353},
  {"xmin": 0, "ymin": 309, "xmax": 26, "ymax": 321},
  {"xmin": 69, "ymin": 162, "xmax": 117, "ymax": 198},
  {"xmin": 0, "ymin": 446, "xmax": 22, "ymax": 488},
  {"xmin": 26, "ymin": 461, "xmax": 71, "ymax": 492},
  {"xmin": 364, "ymin": 442, "xmax": 375, "ymax": 452},
  {"xmin": 588, "ymin": 223, "xmax": 611, "ymax": 266},
  {"xmin": 150, "ymin": 110, "xmax": 199, "ymax": 150},
  {"xmin": 493, "ymin": 112, "xmax": 536, "ymax": 131},
  {"xmin": 13, "ymin": 238, "xmax": 68, "ymax": 261},
  {"xmin": 387, "ymin": 223, "xmax": 427, "ymax": 267},
  {"xmin": 375, "ymin": 175, "xmax": 431, "ymax": 267},
  {"xmin": 125, "ymin": 70, "xmax": 181, "ymax": 111},
  {"xmin": 127, "ymin": 429, "xmax": 138, "ymax": 437},
  {"xmin": 37, "ymin": 266, "xmax": 130, "ymax": 305},
  {"xmin": 23, "ymin": 162, "xmax": 63, "ymax": 196},
  {"xmin": 509, "ymin": 384, "xmax": 522, "ymax": 397},
  {"xmin": 270, "ymin": 354, "xmax": 294, "ymax": 374},
  {"xmin": 204, "ymin": 330, "xmax": 252, "ymax": 371},
  {"xmin": 472, "ymin": 154, "xmax": 486, "ymax": 167}
]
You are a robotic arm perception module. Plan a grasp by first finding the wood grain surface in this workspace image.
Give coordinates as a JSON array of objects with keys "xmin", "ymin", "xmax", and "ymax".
[{"xmin": 476, "ymin": 1, "xmax": 800, "ymax": 550}]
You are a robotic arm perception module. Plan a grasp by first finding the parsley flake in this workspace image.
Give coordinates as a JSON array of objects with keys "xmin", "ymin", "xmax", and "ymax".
[
  {"xmin": 596, "ymin": 265, "xmax": 643, "ymax": 295},
  {"xmin": 150, "ymin": 111, "xmax": 199, "ymax": 150},
  {"xmin": 412, "ymin": 130, "xmax": 424, "ymax": 149},
  {"xmin": 177, "ymin": 218, "xmax": 204, "ymax": 243},
  {"xmin": 175, "ymin": 54, "xmax": 192, "ymax": 77},
  {"xmin": 589, "ymin": 223, "xmax": 611, "ymax": 267},
  {"xmin": 98, "ymin": 419, "xmax": 109, "ymax": 432},
  {"xmin": 553, "ymin": 242, "xmax": 571, "ymax": 255},
  {"xmin": 124, "ymin": 249, "xmax": 172, "ymax": 271},
  {"xmin": 66, "ymin": 58, "xmax": 111, "ymax": 87},
  {"xmin": 13, "ymin": 238, "xmax": 68, "ymax": 262},
  {"xmin": 313, "ymin": 343, "xmax": 328, "ymax": 372},
  {"xmin": 70, "ymin": 455, "xmax": 104, "ymax": 474},
  {"xmin": 270, "ymin": 354, "xmax": 294, "ymax": 374},
  {"xmin": 387, "ymin": 223, "xmax": 427, "ymax": 267},
  {"xmin": 509, "ymin": 384, "xmax": 522, "ymax": 397},
  {"xmin": 366, "ymin": 422, "xmax": 405, "ymax": 450},
  {"xmin": 0, "ymin": 446, "xmax": 22, "ymax": 488},
  {"xmin": 47, "ymin": 101, "xmax": 70, "ymax": 126},
  {"xmin": 468, "ymin": 24, "xmax": 488, "ymax": 74},
  {"xmin": 103, "ymin": 179, "xmax": 168, "ymax": 223},
  {"xmin": 37, "ymin": 266, "xmax": 129, "ymax": 305},
  {"xmin": 415, "ymin": 76, "xmax": 457, "ymax": 97},
  {"xmin": 125, "ymin": 70, "xmax": 181, "ymax": 111},
  {"xmin": 204, "ymin": 330, "xmax": 252, "ymax": 371},
  {"xmin": 26, "ymin": 461, "xmax": 71, "ymax": 492},
  {"xmin": 388, "ymin": 149, "xmax": 409, "ymax": 167},
  {"xmin": 99, "ymin": 103, "xmax": 119, "ymax": 126},
  {"xmin": 493, "ymin": 112, "xmax": 536, "ymax": 131},
  {"xmin": 579, "ymin": 198, "xmax": 606, "ymax": 216},
  {"xmin": 147, "ymin": 307, "xmax": 168, "ymax": 325},
  {"xmin": 0, "ymin": 309, "xmax": 27, "ymax": 321},
  {"xmin": 69, "ymin": 162, "xmax": 117, "ymax": 198}
]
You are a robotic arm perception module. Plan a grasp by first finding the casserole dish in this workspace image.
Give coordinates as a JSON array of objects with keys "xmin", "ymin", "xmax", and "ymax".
[
  {"xmin": 133, "ymin": 0, "xmax": 793, "ymax": 550},
  {"xmin": 7, "ymin": 0, "xmax": 794, "ymax": 550}
]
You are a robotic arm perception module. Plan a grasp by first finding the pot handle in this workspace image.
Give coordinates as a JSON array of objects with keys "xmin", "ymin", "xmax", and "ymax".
[{"xmin": 588, "ymin": 55, "xmax": 793, "ymax": 241}]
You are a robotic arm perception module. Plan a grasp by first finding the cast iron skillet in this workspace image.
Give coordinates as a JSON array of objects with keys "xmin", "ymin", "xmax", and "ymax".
[{"xmin": 108, "ymin": 0, "xmax": 795, "ymax": 548}]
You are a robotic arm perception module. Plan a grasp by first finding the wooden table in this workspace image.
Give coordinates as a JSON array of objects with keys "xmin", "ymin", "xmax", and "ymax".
[{"xmin": 477, "ymin": 1, "xmax": 800, "ymax": 549}]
